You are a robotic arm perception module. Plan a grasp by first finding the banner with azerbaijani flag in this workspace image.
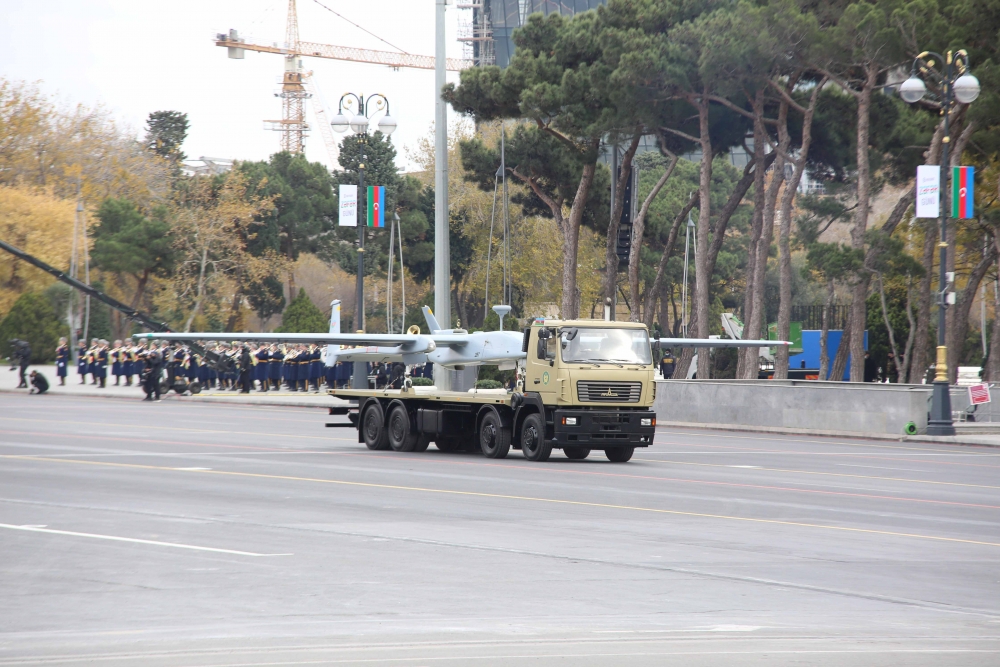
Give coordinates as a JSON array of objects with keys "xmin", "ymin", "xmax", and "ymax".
[
  {"xmin": 953, "ymin": 166, "xmax": 974, "ymax": 219},
  {"xmin": 367, "ymin": 186, "xmax": 385, "ymax": 228}
]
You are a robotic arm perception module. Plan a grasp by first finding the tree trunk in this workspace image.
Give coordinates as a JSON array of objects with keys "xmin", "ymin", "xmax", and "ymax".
[
  {"xmin": 986, "ymin": 239, "xmax": 1000, "ymax": 382},
  {"xmin": 630, "ymin": 152, "xmax": 678, "ymax": 321},
  {"xmin": 561, "ymin": 160, "xmax": 596, "ymax": 319},
  {"xmin": 642, "ymin": 193, "xmax": 698, "ymax": 327},
  {"xmin": 911, "ymin": 220, "xmax": 936, "ymax": 384},
  {"xmin": 184, "ymin": 248, "xmax": 209, "ymax": 332},
  {"xmin": 746, "ymin": 136, "xmax": 787, "ymax": 378},
  {"xmin": 947, "ymin": 245, "xmax": 998, "ymax": 382},
  {"xmin": 774, "ymin": 79, "xmax": 823, "ymax": 379},
  {"xmin": 944, "ymin": 121, "xmax": 977, "ymax": 382},
  {"xmin": 829, "ymin": 323, "xmax": 851, "ymax": 382},
  {"xmin": 901, "ymin": 275, "xmax": 916, "ymax": 383},
  {"xmin": 876, "ymin": 273, "xmax": 900, "ymax": 380},
  {"xmin": 130, "ymin": 269, "xmax": 150, "ymax": 311},
  {"xmin": 819, "ymin": 279, "xmax": 833, "ymax": 380},
  {"xmin": 737, "ymin": 90, "xmax": 769, "ymax": 379},
  {"xmin": 694, "ymin": 92, "xmax": 713, "ymax": 380},
  {"xmin": 848, "ymin": 66, "xmax": 879, "ymax": 382},
  {"xmin": 604, "ymin": 132, "xmax": 642, "ymax": 306}
]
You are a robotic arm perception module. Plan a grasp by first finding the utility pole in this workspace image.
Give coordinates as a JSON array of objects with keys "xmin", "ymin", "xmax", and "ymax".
[{"xmin": 434, "ymin": 0, "xmax": 452, "ymax": 390}]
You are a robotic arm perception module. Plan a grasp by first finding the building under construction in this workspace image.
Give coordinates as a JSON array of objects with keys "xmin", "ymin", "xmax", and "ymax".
[{"xmin": 463, "ymin": 0, "xmax": 606, "ymax": 68}]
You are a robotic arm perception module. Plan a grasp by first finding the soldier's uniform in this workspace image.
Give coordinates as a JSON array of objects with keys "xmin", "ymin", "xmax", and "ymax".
[
  {"xmin": 122, "ymin": 345, "xmax": 134, "ymax": 386},
  {"xmin": 255, "ymin": 346, "xmax": 269, "ymax": 391},
  {"xmin": 95, "ymin": 344, "xmax": 109, "ymax": 388},
  {"xmin": 111, "ymin": 344, "xmax": 123, "ymax": 385},
  {"xmin": 269, "ymin": 345, "xmax": 283, "ymax": 390},
  {"xmin": 55, "ymin": 342, "xmax": 69, "ymax": 385},
  {"xmin": 133, "ymin": 345, "xmax": 146, "ymax": 382},
  {"xmin": 77, "ymin": 342, "xmax": 88, "ymax": 384}
]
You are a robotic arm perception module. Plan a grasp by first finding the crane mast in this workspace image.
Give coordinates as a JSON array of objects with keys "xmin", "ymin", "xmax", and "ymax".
[{"xmin": 218, "ymin": 0, "xmax": 472, "ymax": 157}]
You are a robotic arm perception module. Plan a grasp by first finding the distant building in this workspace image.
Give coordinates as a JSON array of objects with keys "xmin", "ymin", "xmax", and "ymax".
[
  {"xmin": 181, "ymin": 157, "xmax": 234, "ymax": 177},
  {"xmin": 463, "ymin": 0, "xmax": 606, "ymax": 68}
]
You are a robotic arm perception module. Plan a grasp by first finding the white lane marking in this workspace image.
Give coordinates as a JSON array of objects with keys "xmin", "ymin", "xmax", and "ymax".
[
  {"xmin": 728, "ymin": 465, "xmax": 761, "ymax": 469},
  {"xmin": 175, "ymin": 467, "xmax": 213, "ymax": 471},
  {"xmin": 0, "ymin": 523, "xmax": 291, "ymax": 557}
]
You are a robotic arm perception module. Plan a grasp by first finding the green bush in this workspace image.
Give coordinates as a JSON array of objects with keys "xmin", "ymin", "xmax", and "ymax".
[
  {"xmin": 475, "ymin": 379, "xmax": 503, "ymax": 389},
  {"xmin": 0, "ymin": 291, "xmax": 69, "ymax": 363},
  {"xmin": 275, "ymin": 289, "xmax": 328, "ymax": 333},
  {"xmin": 410, "ymin": 376, "xmax": 433, "ymax": 386}
]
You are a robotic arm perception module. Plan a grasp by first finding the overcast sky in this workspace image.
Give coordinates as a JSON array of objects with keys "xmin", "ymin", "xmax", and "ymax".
[{"xmin": 0, "ymin": 0, "xmax": 468, "ymax": 172}]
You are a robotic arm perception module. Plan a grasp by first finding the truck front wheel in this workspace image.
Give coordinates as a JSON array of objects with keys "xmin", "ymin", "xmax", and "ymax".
[
  {"xmin": 605, "ymin": 446, "xmax": 634, "ymax": 463},
  {"xmin": 362, "ymin": 403, "xmax": 390, "ymax": 451},
  {"xmin": 520, "ymin": 413, "xmax": 551, "ymax": 462},
  {"xmin": 563, "ymin": 446, "xmax": 591, "ymax": 460},
  {"xmin": 479, "ymin": 411, "xmax": 511, "ymax": 459},
  {"xmin": 387, "ymin": 405, "xmax": 418, "ymax": 452}
]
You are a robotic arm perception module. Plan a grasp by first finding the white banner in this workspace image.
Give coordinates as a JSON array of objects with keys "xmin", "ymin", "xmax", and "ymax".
[
  {"xmin": 916, "ymin": 165, "xmax": 940, "ymax": 218},
  {"xmin": 339, "ymin": 184, "xmax": 357, "ymax": 227}
]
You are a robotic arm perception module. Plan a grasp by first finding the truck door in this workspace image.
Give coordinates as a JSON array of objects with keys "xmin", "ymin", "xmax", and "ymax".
[{"xmin": 526, "ymin": 327, "xmax": 558, "ymax": 404}]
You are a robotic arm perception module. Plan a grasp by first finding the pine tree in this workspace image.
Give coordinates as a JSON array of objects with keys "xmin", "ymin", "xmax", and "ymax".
[{"xmin": 275, "ymin": 289, "xmax": 327, "ymax": 333}]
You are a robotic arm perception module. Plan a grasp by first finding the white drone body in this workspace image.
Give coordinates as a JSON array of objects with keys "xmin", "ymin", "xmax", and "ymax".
[{"xmin": 135, "ymin": 306, "xmax": 786, "ymax": 368}]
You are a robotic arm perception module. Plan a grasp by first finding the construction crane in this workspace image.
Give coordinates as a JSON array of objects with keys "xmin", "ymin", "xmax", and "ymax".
[{"xmin": 217, "ymin": 0, "xmax": 473, "ymax": 157}]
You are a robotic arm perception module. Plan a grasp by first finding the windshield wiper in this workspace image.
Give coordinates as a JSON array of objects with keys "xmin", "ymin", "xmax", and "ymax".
[{"xmin": 575, "ymin": 357, "xmax": 625, "ymax": 367}]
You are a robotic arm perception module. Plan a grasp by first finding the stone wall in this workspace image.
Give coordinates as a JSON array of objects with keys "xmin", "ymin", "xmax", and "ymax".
[{"xmin": 654, "ymin": 380, "xmax": 932, "ymax": 436}]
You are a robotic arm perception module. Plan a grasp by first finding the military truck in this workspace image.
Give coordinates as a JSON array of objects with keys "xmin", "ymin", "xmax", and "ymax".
[{"xmin": 329, "ymin": 319, "xmax": 656, "ymax": 462}]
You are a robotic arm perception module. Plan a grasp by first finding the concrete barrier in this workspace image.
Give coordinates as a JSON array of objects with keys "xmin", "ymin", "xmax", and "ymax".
[{"xmin": 654, "ymin": 379, "xmax": 932, "ymax": 437}]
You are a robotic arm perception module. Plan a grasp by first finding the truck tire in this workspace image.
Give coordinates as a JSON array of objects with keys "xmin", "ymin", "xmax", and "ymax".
[
  {"xmin": 520, "ymin": 413, "xmax": 551, "ymax": 462},
  {"xmin": 563, "ymin": 446, "xmax": 591, "ymax": 460},
  {"xmin": 362, "ymin": 403, "xmax": 390, "ymax": 450},
  {"xmin": 414, "ymin": 435, "xmax": 431, "ymax": 452},
  {"xmin": 479, "ymin": 411, "xmax": 511, "ymax": 459},
  {"xmin": 387, "ymin": 405, "xmax": 418, "ymax": 452},
  {"xmin": 605, "ymin": 446, "xmax": 634, "ymax": 463}
]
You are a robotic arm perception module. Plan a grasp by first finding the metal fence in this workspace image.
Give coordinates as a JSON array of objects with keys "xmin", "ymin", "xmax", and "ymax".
[
  {"xmin": 946, "ymin": 384, "xmax": 1000, "ymax": 423},
  {"xmin": 790, "ymin": 305, "xmax": 851, "ymax": 331}
]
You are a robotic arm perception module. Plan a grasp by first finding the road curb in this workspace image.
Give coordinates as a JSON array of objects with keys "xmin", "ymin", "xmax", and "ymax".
[
  {"xmin": 0, "ymin": 386, "xmax": 344, "ymax": 409},
  {"xmin": 656, "ymin": 420, "xmax": 1000, "ymax": 448}
]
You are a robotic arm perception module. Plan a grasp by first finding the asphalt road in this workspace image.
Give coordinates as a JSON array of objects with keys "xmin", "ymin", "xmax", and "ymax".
[{"xmin": 2, "ymin": 391, "xmax": 999, "ymax": 666}]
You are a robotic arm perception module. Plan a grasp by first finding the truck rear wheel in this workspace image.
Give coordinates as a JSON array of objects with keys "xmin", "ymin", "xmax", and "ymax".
[
  {"xmin": 605, "ymin": 446, "xmax": 634, "ymax": 463},
  {"xmin": 414, "ymin": 435, "xmax": 431, "ymax": 452},
  {"xmin": 563, "ymin": 446, "xmax": 591, "ymax": 460},
  {"xmin": 387, "ymin": 405, "xmax": 418, "ymax": 452},
  {"xmin": 520, "ymin": 413, "xmax": 551, "ymax": 462},
  {"xmin": 362, "ymin": 403, "xmax": 389, "ymax": 451},
  {"xmin": 479, "ymin": 411, "xmax": 511, "ymax": 459}
]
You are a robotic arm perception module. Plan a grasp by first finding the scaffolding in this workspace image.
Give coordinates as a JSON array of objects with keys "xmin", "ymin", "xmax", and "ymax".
[{"xmin": 457, "ymin": 1, "xmax": 495, "ymax": 66}]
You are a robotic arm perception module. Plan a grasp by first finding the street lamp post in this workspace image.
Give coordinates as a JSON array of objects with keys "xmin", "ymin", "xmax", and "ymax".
[
  {"xmin": 900, "ymin": 50, "xmax": 980, "ymax": 436},
  {"xmin": 331, "ymin": 93, "xmax": 397, "ymax": 389}
]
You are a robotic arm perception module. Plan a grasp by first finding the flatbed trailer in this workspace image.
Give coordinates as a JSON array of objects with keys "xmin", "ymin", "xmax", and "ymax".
[{"xmin": 327, "ymin": 384, "xmax": 655, "ymax": 463}]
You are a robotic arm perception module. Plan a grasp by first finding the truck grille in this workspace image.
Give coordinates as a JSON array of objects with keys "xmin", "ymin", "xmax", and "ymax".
[{"xmin": 577, "ymin": 381, "xmax": 642, "ymax": 403}]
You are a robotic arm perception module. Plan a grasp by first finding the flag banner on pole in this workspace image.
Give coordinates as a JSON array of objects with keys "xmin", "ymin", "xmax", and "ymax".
[
  {"xmin": 367, "ymin": 186, "xmax": 385, "ymax": 228},
  {"xmin": 338, "ymin": 185, "xmax": 357, "ymax": 227},
  {"xmin": 952, "ymin": 166, "xmax": 974, "ymax": 219},
  {"xmin": 915, "ymin": 165, "xmax": 940, "ymax": 218}
]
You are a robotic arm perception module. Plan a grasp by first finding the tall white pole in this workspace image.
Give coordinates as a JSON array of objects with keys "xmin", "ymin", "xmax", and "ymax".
[{"xmin": 434, "ymin": 0, "xmax": 451, "ymax": 390}]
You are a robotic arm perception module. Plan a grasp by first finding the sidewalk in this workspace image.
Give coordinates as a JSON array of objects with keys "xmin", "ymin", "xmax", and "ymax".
[{"xmin": 0, "ymin": 364, "xmax": 345, "ymax": 408}]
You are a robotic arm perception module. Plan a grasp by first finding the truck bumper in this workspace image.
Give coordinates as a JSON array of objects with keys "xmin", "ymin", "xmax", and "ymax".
[{"xmin": 551, "ymin": 410, "xmax": 655, "ymax": 448}]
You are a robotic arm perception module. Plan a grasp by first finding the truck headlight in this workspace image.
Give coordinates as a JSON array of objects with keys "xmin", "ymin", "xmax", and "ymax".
[
  {"xmin": 641, "ymin": 417, "xmax": 654, "ymax": 426},
  {"xmin": 562, "ymin": 417, "xmax": 577, "ymax": 425}
]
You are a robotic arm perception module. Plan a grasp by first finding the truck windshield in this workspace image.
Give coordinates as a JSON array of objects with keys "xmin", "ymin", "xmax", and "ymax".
[{"xmin": 560, "ymin": 328, "xmax": 652, "ymax": 365}]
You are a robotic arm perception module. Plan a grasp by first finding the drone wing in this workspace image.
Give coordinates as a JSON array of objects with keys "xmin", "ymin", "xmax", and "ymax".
[{"xmin": 654, "ymin": 338, "xmax": 790, "ymax": 348}]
